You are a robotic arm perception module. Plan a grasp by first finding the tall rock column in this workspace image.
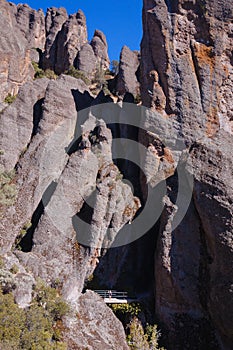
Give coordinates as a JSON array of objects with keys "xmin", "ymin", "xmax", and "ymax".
[{"xmin": 140, "ymin": 0, "xmax": 233, "ymax": 348}]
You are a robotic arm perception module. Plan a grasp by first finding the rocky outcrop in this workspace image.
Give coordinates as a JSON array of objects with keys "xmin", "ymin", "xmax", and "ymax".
[
  {"xmin": 42, "ymin": 7, "xmax": 69, "ymax": 70},
  {"xmin": 63, "ymin": 290, "xmax": 129, "ymax": 350},
  {"xmin": 42, "ymin": 10, "xmax": 110, "ymax": 76},
  {"xmin": 0, "ymin": 0, "xmax": 34, "ymax": 101},
  {"xmin": 0, "ymin": 72, "xmax": 138, "ymax": 348},
  {"xmin": 14, "ymin": 3, "xmax": 46, "ymax": 51},
  {"xmin": 90, "ymin": 30, "xmax": 110, "ymax": 70},
  {"xmin": 52, "ymin": 10, "xmax": 87, "ymax": 74},
  {"xmin": 116, "ymin": 46, "xmax": 140, "ymax": 97},
  {"xmin": 77, "ymin": 43, "xmax": 97, "ymax": 75},
  {"xmin": 0, "ymin": 0, "xmax": 110, "ymax": 102},
  {"xmin": 141, "ymin": 0, "xmax": 233, "ymax": 348}
]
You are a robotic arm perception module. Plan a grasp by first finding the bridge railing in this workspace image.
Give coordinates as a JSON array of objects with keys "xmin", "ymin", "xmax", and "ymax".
[{"xmin": 94, "ymin": 290, "xmax": 128, "ymax": 299}]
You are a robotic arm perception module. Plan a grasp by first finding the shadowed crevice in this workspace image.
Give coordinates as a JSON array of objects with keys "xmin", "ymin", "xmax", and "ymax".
[{"xmin": 17, "ymin": 181, "xmax": 57, "ymax": 252}]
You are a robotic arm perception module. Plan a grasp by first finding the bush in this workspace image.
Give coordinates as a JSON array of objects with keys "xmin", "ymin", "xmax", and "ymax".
[
  {"xmin": 0, "ymin": 281, "xmax": 69, "ymax": 349},
  {"xmin": 127, "ymin": 317, "xmax": 165, "ymax": 350},
  {"xmin": 32, "ymin": 61, "xmax": 57, "ymax": 80},
  {"xmin": 4, "ymin": 94, "xmax": 16, "ymax": 104},
  {"xmin": 65, "ymin": 66, "xmax": 90, "ymax": 85},
  {"xmin": 0, "ymin": 170, "xmax": 17, "ymax": 208}
]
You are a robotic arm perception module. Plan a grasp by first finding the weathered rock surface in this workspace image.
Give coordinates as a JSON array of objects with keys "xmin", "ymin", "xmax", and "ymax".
[
  {"xmin": 141, "ymin": 0, "xmax": 233, "ymax": 348},
  {"xmin": 54, "ymin": 10, "xmax": 88, "ymax": 74},
  {"xmin": 0, "ymin": 72, "xmax": 137, "ymax": 348},
  {"xmin": 116, "ymin": 46, "xmax": 140, "ymax": 97},
  {"xmin": 1, "ymin": 0, "xmax": 233, "ymax": 349},
  {"xmin": 90, "ymin": 30, "xmax": 110, "ymax": 70},
  {"xmin": 42, "ymin": 7, "xmax": 68, "ymax": 70},
  {"xmin": 0, "ymin": 0, "xmax": 34, "ymax": 101},
  {"xmin": 14, "ymin": 3, "xmax": 46, "ymax": 50},
  {"xmin": 63, "ymin": 290, "xmax": 129, "ymax": 350},
  {"xmin": 77, "ymin": 43, "xmax": 97, "ymax": 75},
  {"xmin": 0, "ymin": 78, "xmax": 49, "ymax": 172},
  {"xmin": 0, "ymin": 0, "xmax": 110, "ymax": 102}
]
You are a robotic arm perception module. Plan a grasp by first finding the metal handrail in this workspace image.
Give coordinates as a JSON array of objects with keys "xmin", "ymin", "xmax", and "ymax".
[{"xmin": 94, "ymin": 290, "xmax": 129, "ymax": 299}]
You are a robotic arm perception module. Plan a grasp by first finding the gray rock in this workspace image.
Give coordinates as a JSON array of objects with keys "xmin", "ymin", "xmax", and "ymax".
[
  {"xmin": 91, "ymin": 30, "xmax": 110, "ymax": 70},
  {"xmin": 141, "ymin": 0, "xmax": 233, "ymax": 347},
  {"xmin": 42, "ymin": 7, "xmax": 68, "ymax": 70},
  {"xmin": 63, "ymin": 290, "xmax": 129, "ymax": 350},
  {"xmin": 0, "ymin": 0, "xmax": 34, "ymax": 101},
  {"xmin": 116, "ymin": 46, "xmax": 140, "ymax": 97},
  {"xmin": 77, "ymin": 43, "xmax": 97, "ymax": 75},
  {"xmin": 0, "ymin": 75, "xmax": 90, "ymax": 254},
  {"xmin": 0, "ymin": 78, "xmax": 49, "ymax": 172},
  {"xmin": 55, "ymin": 10, "xmax": 88, "ymax": 74},
  {"xmin": 15, "ymin": 4, "xmax": 45, "ymax": 50}
]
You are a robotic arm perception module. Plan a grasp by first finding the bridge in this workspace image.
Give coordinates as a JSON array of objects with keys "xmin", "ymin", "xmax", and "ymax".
[{"xmin": 93, "ymin": 290, "xmax": 136, "ymax": 304}]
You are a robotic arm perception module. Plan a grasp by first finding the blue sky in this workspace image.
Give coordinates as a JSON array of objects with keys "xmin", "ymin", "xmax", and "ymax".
[{"xmin": 11, "ymin": 0, "xmax": 142, "ymax": 61}]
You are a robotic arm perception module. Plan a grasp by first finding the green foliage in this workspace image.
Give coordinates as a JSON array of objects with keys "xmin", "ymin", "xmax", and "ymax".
[
  {"xmin": 65, "ymin": 66, "xmax": 90, "ymax": 85},
  {"xmin": 127, "ymin": 317, "xmax": 165, "ymax": 350},
  {"xmin": 109, "ymin": 302, "xmax": 142, "ymax": 331},
  {"xmin": 0, "ymin": 269, "xmax": 16, "ymax": 293},
  {"xmin": 0, "ymin": 281, "xmax": 69, "ymax": 350},
  {"xmin": 33, "ymin": 279, "xmax": 70, "ymax": 321},
  {"xmin": 0, "ymin": 290, "xmax": 25, "ymax": 349},
  {"xmin": 110, "ymin": 303, "xmax": 142, "ymax": 318},
  {"xmin": 4, "ymin": 93, "xmax": 17, "ymax": 104},
  {"xmin": 0, "ymin": 170, "xmax": 17, "ymax": 207},
  {"xmin": 32, "ymin": 61, "xmax": 57, "ymax": 80}
]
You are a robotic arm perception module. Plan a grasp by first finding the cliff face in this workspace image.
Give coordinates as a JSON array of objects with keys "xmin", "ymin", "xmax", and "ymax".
[
  {"xmin": 0, "ymin": 0, "xmax": 109, "ymax": 102},
  {"xmin": 0, "ymin": 0, "xmax": 233, "ymax": 349},
  {"xmin": 141, "ymin": 0, "xmax": 233, "ymax": 348}
]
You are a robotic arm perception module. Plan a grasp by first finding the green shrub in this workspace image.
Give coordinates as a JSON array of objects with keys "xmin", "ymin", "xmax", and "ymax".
[
  {"xmin": 0, "ymin": 170, "xmax": 17, "ymax": 207},
  {"xmin": 65, "ymin": 66, "xmax": 90, "ymax": 85},
  {"xmin": 0, "ymin": 280, "xmax": 69, "ymax": 349},
  {"xmin": 0, "ymin": 290, "xmax": 25, "ymax": 348},
  {"xmin": 32, "ymin": 61, "xmax": 57, "ymax": 80},
  {"xmin": 44, "ymin": 69, "xmax": 57, "ymax": 80},
  {"xmin": 127, "ymin": 317, "xmax": 165, "ymax": 350},
  {"xmin": 4, "ymin": 94, "xmax": 17, "ymax": 104}
]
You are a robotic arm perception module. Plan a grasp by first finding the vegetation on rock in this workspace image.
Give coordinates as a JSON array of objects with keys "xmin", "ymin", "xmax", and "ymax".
[
  {"xmin": 32, "ymin": 61, "xmax": 57, "ymax": 80},
  {"xmin": 0, "ymin": 170, "xmax": 17, "ymax": 208},
  {"xmin": 127, "ymin": 317, "xmax": 165, "ymax": 350},
  {"xmin": 64, "ymin": 65, "xmax": 90, "ymax": 85},
  {"xmin": 4, "ymin": 93, "xmax": 17, "ymax": 104},
  {"xmin": 0, "ymin": 280, "xmax": 69, "ymax": 349}
]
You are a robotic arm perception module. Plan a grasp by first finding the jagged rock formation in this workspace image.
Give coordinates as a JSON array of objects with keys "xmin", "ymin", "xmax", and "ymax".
[
  {"xmin": 141, "ymin": 0, "xmax": 233, "ymax": 348},
  {"xmin": 116, "ymin": 45, "xmax": 140, "ymax": 97},
  {"xmin": 0, "ymin": 0, "xmax": 110, "ymax": 102},
  {"xmin": 0, "ymin": 0, "xmax": 233, "ymax": 349},
  {"xmin": 0, "ymin": 0, "xmax": 34, "ymax": 101},
  {"xmin": 0, "ymin": 72, "xmax": 137, "ymax": 348}
]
